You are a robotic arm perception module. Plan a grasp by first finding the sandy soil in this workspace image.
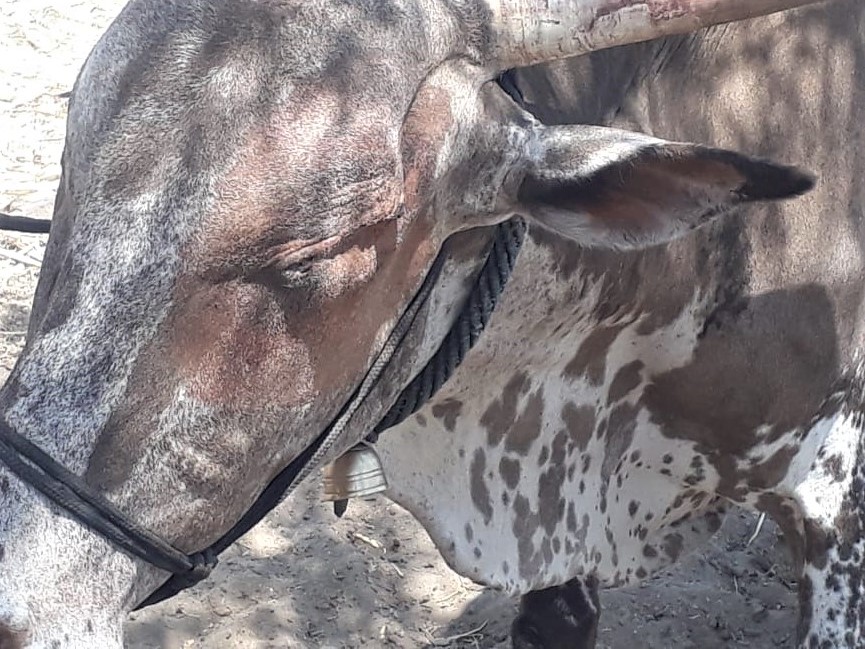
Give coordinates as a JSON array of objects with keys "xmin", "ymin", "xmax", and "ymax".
[{"xmin": 0, "ymin": 2, "xmax": 802, "ymax": 647}]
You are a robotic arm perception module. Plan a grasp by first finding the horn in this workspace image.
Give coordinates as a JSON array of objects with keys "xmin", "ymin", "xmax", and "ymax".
[{"xmin": 484, "ymin": 0, "xmax": 826, "ymax": 69}]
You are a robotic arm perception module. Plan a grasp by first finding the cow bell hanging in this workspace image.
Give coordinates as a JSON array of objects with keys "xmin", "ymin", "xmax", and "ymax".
[{"xmin": 322, "ymin": 442, "xmax": 388, "ymax": 518}]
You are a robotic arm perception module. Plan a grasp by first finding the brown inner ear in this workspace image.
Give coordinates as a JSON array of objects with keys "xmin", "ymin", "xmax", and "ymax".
[
  {"xmin": 581, "ymin": 156, "xmax": 747, "ymax": 224},
  {"xmin": 638, "ymin": 155, "xmax": 749, "ymax": 189},
  {"xmin": 520, "ymin": 149, "xmax": 747, "ymax": 227}
]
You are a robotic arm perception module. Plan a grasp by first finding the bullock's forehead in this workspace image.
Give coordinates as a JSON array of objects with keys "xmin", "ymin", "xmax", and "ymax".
[
  {"xmin": 177, "ymin": 0, "xmax": 451, "ymax": 95},
  {"xmin": 183, "ymin": 94, "xmax": 406, "ymax": 280}
]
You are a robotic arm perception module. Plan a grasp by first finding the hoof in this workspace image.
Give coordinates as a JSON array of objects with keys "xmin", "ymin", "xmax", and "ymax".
[{"xmin": 511, "ymin": 577, "xmax": 600, "ymax": 649}]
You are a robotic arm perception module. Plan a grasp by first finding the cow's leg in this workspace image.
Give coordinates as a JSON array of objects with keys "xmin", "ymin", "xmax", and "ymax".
[
  {"xmin": 791, "ymin": 408, "xmax": 865, "ymax": 648},
  {"xmin": 797, "ymin": 508, "xmax": 865, "ymax": 648},
  {"xmin": 796, "ymin": 497, "xmax": 865, "ymax": 646},
  {"xmin": 511, "ymin": 575, "xmax": 600, "ymax": 649}
]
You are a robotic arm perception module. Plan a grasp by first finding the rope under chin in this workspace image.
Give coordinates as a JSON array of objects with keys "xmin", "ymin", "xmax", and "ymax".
[{"xmin": 370, "ymin": 217, "xmax": 527, "ymax": 439}]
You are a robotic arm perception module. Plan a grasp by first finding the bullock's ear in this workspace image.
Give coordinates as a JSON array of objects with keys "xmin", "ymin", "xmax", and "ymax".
[{"xmin": 516, "ymin": 125, "xmax": 815, "ymax": 250}]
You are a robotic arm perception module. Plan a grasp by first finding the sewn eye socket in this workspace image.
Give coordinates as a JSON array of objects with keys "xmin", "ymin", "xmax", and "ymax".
[
  {"xmin": 277, "ymin": 260, "xmax": 318, "ymax": 288},
  {"xmin": 265, "ymin": 236, "xmax": 342, "ymax": 290},
  {"xmin": 275, "ymin": 244, "xmax": 379, "ymax": 297},
  {"xmin": 269, "ymin": 235, "xmax": 341, "ymax": 271}
]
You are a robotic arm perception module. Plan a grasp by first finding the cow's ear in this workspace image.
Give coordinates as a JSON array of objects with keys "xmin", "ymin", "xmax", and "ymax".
[{"xmin": 516, "ymin": 125, "xmax": 815, "ymax": 250}]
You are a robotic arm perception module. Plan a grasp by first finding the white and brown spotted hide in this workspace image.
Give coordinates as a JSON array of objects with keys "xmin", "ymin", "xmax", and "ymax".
[{"xmin": 379, "ymin": 3, "xmax": 865, "ymax": 649}]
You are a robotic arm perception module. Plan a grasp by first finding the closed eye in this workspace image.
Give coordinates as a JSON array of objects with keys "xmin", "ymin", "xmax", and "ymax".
[{"xmin": 267, "ymin": 234, "xmax": 342, "ymax": 272}]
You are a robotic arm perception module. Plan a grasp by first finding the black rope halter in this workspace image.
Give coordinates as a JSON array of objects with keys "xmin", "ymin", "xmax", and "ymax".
[{"xmin": 0, "ymin": 217, "xmax": 526, "ymax": 608}]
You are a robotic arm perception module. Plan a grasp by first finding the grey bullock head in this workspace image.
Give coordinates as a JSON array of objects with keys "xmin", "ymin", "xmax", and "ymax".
[{"xmin": 0, "ymin": 0, "xmax": 817, "ymax": 646}]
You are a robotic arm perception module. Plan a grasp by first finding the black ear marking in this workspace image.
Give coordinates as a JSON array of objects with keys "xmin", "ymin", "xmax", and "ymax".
[
  {"xmin": 513, "ymin": 126, "xmax": 817, "ymax": 251},
  {"xmin": 730, "ymin": 154, "xmax": 816, "ymax": 202}
]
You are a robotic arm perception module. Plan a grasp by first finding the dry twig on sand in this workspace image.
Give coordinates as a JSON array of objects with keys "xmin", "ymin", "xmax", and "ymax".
[
  {"xmin": 423, "ymin": 621, "xmax": 488, "ymax": 647},
  {"xmin": 0, "ymin": 247, "xmax": 41, "ymax": 267}
]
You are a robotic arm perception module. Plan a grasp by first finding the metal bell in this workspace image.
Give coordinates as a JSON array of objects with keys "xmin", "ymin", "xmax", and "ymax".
[{"xmin": 322, "ymin": 442, "xmax": 388, "ymax": 516}]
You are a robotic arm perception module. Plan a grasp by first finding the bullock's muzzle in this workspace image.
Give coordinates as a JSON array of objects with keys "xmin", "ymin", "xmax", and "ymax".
[{"xmin": 0, "ymin": 219, "xmax": 525, "ymax": 609}]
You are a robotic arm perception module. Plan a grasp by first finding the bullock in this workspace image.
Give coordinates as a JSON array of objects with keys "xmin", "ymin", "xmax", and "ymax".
[{"xmin": 0, "ymin": 0, "xmax": 850, "ymax": 648}]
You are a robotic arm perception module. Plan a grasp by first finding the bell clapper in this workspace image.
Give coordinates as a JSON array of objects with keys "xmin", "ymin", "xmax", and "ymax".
[{"xmin": 333, "ymin": 498, "xmax": 349, "ymax": 518}]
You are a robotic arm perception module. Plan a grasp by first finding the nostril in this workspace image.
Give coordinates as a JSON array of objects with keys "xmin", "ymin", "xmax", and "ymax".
[
  {"xmin": 0, "ymin": 609, "xmax": 29, "ymax": 649},
  {"xmin": 0, "ymin": 623, "xmax": 28, "ymax": 649}
]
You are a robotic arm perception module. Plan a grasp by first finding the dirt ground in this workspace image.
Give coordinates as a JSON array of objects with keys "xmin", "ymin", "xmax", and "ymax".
[{"xmin": 0, "ymin": 2, "xmax": 802, "ymax": 647}]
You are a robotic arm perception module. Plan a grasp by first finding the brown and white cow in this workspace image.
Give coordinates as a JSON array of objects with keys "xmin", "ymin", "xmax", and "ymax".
[{"xmin": 0, "ymin": 0, "xmax": 847, "ymax": 648}]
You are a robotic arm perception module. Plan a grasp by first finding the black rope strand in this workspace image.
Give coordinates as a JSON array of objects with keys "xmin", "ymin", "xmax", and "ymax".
[{"xmin": 369, "ymin": 217, "xmax": 526, "ymax": 439}]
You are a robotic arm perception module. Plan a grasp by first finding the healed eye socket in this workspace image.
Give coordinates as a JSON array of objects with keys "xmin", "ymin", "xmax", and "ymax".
[
  {"xmin": 270, "ymin": 235, "xmax": 342, "ymax": 272},
  {"xmin": 275, "ymin": 243, "xmax": 379, "ymax": 297},
  {"xmin": 279, "ymin": 260, "xmax": 317, "ymax": 287}
]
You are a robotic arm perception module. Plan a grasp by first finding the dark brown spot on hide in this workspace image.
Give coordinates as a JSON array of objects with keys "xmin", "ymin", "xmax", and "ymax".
[
  {"xmin": 705, "ymin": 510, "xmax": 723, "ymax": 534},
  {"xmin": 823, "ymin": 454, "xmax": 845, "ymax": 482},
  {"xmin": 538, "ymin": 432, "xmax": 568, "ymax": 535},
  {"xmin": 563, "ymin": 325, "xmax": 627, "ymax": 386},
  {"xmin": 600, "ymin": 403, "xmax": 639, "ymax": 503},
  {"xmin": 481, "ymin": 372, "xmax": 530, "ymax": 446},
  {"xmin": 607, "ymin": 361, "xmax": 644, "ymax": 404},
  {"xmin": 538, "ymin": 445, "xmax": 550, "ymax": 466},
  {"xmin": 465, "ymin": 524, "xmax": 474, "ymax": 543},
  {"xmin": 803, "ymin": 519, "xmax": 833, "ymax": 570},
  {"xmin": 504, "ymin": 388, "xmax": 545, "ymax": 455},
  {"xmin": 513, "ymin": 494, "xmax": 542, "ymax": 580},
  {"xmin": 470, "ymin": 449, "xmax": 493, "ymax": 525},
  {"xmin": 643, "ymin": 285, "xmax": 838, "ymax": 499},
  {"xmin": 567, "ymin": 503, "xmax": 577, "ymax": 532},
  {"xmin": 562, "ymin": 403, "xmax": 595, "ymax": 453},
  {"xmin": 662, "ymin": 533, "xmax": 684, "ymax": 561},
  {"xmin": 431, "ymin": 398, "xmax": 463, "ymax": 433},
  {"xmin": 499, "ymin": 456, "xmax": 521, "ymax": 490}
]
